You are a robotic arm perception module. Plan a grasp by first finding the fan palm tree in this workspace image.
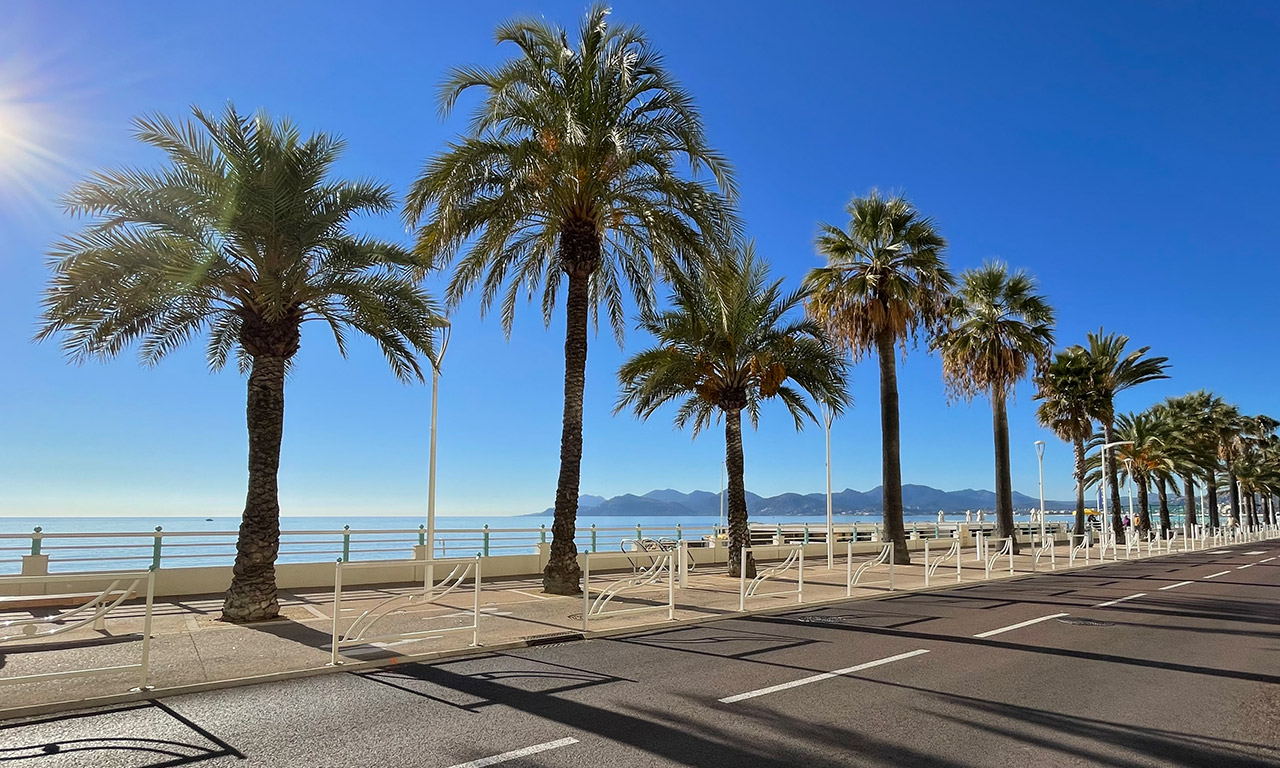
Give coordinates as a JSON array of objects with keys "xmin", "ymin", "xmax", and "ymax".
[
  {"xmin": 37, "ymin": 105, "xmax": 443, "ymax": 622},
  {"xmin": 616, "ymin": 246, "xmax": 850, "ymax": 578},
  {"xmin": 804, "ymin": 191, "xmax": 952, "ymax": 564},
  {"xmin": 937, "ymin": 262, "xmax": 1054, "ymax": 553},
  {"xmin": 404, "ymin": 5, "xmax": 739, "ymax": 594},
  {"xmin": 1075, "ymin": 331, "xmax": 1169, "ymax": 540}
]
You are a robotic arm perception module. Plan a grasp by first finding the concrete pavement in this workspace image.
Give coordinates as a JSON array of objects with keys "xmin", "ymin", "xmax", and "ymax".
[{"xmin": 2, "ymin": 540, "xmax": 1278, "ymax": 766}]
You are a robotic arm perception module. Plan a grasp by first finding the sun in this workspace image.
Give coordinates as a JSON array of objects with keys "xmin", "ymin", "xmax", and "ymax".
[{"xmin": 0, "ymin": 95, "xmax": 63, "ymax": 200}]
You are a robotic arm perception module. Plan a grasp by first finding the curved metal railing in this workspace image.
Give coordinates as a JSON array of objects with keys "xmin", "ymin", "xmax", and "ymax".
[
  {"xmin": 924, "ymin": 540, "xmax": 960, "ymax": 586},
  {"xmin": 984, "ymin": 537, "xmax": 1013, "ymax": 579},
  {"xmin": 738, "ymin": 545, "xmax": 804, "ymax": 610},
  {"xmin": 582, "ymin": 550, "xmax": 675, "ymax": 631},
  {"xmin": 847, "ymin": 542, "xmax": 894, "ymax": 595}
]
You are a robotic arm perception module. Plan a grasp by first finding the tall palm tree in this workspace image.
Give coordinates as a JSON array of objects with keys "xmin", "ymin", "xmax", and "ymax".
[
  {"xmin": 937, "ymin": 263, "xmax": 1054, "ymax": 553},
  {"xmin": 1106, "ymin": 411, "xmax": 1176, "ymax": 536},
  {"xmin": 616, "ymin": 246, "xmax": 850, "ymax": 578},
  {"xmin": 405, "ymin": 6, "xmax": 739, "ymax": 594},
  {"xmin": 37, "ymin": 106, "xmax": 442, "ymax": 622},
  {"xmin": 804, "ymin": 191, "xmax": 952, "ymax": 564},
  {"xmin": 1075, "ymin": 331, "xmax": 1169, "ymax": 541},
  {"xmin": 1160, "ymin": 392, "xmax": 1221, "ymax": 531},
  {"xmin": 1034, "ymin": 347, "xmax": 1102, "ymax": 536}
]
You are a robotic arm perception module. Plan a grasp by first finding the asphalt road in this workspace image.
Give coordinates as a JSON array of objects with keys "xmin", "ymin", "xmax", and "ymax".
[{"xmin": 3, "ymin": 542, "xmax": 1279, "ymax": 767}]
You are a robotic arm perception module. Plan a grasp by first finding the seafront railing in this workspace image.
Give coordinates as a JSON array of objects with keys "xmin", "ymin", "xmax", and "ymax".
[{"xmin": 0, "ymin": 520, "xmax": 1024, "ymax": 574}]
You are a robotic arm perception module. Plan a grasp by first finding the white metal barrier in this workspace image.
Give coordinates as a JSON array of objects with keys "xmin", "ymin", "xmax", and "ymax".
[
  {"xmin": 847, "ymin": 542, "xmax": 894, "ymax": 594},
  {"xmin": 583, "ymin": 550, "xmax": 674, "ymax": 631},
  {"xmin": 1031, "ymin": 535, "xmax": 1055, "ymax": 572},
  {"xmin": 739, "ymin": 545, "xmax": 804, "ymax": 610},
  {"xmin": 1069, "ymin": 534, "xmax": 1090, "ymax": 566},
  {"xmin": 0, "ymin": 569, "xmax": 155, "ymax": 691},
  {"xmin": 923, "ymin": 540, "xmax": 960, "ymax": 587},
  {"xmin": 984, "ymin": 538, "xmax": 1014, "ymax": 579},
  {"xmin": 330, "ymin": 556, "xmax": 480, "ymax": 665}
]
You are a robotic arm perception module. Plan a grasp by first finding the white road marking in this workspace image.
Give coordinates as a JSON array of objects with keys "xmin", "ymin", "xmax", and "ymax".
[
  {"xmin": 1203, "ymin": 571, "xmax": 1231, "ymax": 579},
  {"xmin": 301, "ymin": 604, "xmax": 330, "ymax": 620},
  {"xmin": 974, "ymin": 613, "xmax": 1070, "ymax": 638},
  {"xmin": 1159, "ymin": 581, "xmax": 1193, "ymax": 591},
  {"xmin": 1261, "ymin": 557, "xmax": 1276, "ymax": 563},
  {"xmin": 511, "ymin": 589, "xmax": 553, "ymax": 601},
  {"xmin": 445, "ymin": 738, "xmax": 580, "ymax": 768},
  {"xmin": 1207, "ymin": 550, "xmax": 1228, "ymax": 554},
  {"xmin": 1244, "ymin": 551, "xmax": 1265, "ymax": 555},
  {"xmin": 1237, "ymin": 564, "xmax": 1254, "ymax": 570},
  {"xmin": 1095, "ymin": 593, "xmax": 1145, "ymax": 608},
  {"xmin": 718, "ymin": 649, "xmax": 931, "ymax": 703}
]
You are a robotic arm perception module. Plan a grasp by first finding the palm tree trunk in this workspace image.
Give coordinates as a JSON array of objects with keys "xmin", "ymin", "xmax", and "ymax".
[
  {"xmin": 1182, "ymin": 475, "xmax": 1197, "ymax": 528},
  {"xmin": 725, "ymin": 409, "xmax": 755, "ymax": 578},
  {"xmin": 1205, "ymin": 474, "xmax": 1220, "ymax": 529},
  {"xmin": 1247, "ymin": 494, "xmax": 1259, "ymax": 528},
  {"xmin": 543, "ymin": 224, "xmax": 599, "ymax": 595},
  {"xmin": 1136, "ymin": 475, "xmax": 1150, "ymax": 535},
  {"xmin": 1266, "ymin": 496, "xmax": 1274, "ymax": 526},
  {"xmin": 222, "ymin": 353, "xmax": 287, "ymax": 622},
  {"xmin": 1227, "ymin": 473, "xmax": 1241, "ymax": 528},
  {"xmin": 991, "ymin": 390, "xmax": 1018, "ymax": 553},
  {"xmin": 1156, "ymin": 477, "xmax": 1171, "ymax": 538},
  {"xmin": 1102, "ymin": 421, "xmax": 1124, "ymax": 541},
  {"xmin": 1073, "ymin": 438, "xmax": 1087, "ymax": 535},
  {"xmin": 875, "ymin": 329, "xmax": 910, "ymax": 564}
]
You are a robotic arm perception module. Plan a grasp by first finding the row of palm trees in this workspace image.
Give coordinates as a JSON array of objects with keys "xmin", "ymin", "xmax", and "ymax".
[{"xmin": 34, "ymin": 6, "xmax": 1277, "ymax": 621}]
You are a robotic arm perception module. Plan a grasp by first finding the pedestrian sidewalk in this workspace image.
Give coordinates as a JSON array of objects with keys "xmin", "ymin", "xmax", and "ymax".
[{"xmin": 0, "ymin": 538, "xmax": 1160, "ymax": 717}]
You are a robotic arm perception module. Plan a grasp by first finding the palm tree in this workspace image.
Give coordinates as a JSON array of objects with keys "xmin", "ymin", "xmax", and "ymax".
[
  {"xmin": 37, "ymin": 106, "xmax": 442, "ymax": 622},
  {"xmin": 1034, "ymin": 347, "xmax": 1102, "ymax": 536},
  {"xmin": 616, "ymin": 246, "xmax": 850, "ymax": 578},
  {"xmin": 804, "ymin": 191, "xmax": 952, "ymax": 564},
  {"xmin": 1160, "ymin": 392, "xmax": 1221, "ymax": 531},
  {"xmin": 404, "ymin": 5, "xmax": 739, "ymax": 595},
  {"xmin": 937, "ymin": 263, "xmax": 1054, "ymax": 553},
  {"xmin": 1107, "ymin": 411, "xmax": 1176, "ymax": 537},
  {"xmin": 1075, "ymin": 331, "xmax": 1169, "ymax": 541}
]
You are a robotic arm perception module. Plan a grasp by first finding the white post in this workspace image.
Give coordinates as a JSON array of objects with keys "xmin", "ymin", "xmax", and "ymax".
[
  {"xmin": 824, "ymin": 406, "xmax": 834, "ymax": 571},
  {"xmin": 798, "ymin": 549, "xmax": 805, "ymax": 603},
  {"xmin": 472, "ymin": 559, "xmax": 481, "ymax": 647},
  {"xmin": 136, "ymin": 570, "xmax": 156, "ymax": 691},
  {"xmin": 739, "ymin": 547, "xmax": 748, "ymax": 611},
  {"xmin": 678, "ymin": 540, "xmax": 689, "ymax": 589},
  {"xmin": 582, "ymin": 557, "xmax": 591, "ymax": 632},
  {"xmin": 330, "ymin": 561, "xmax": 343, "ymax": 666},
  {"xmin": 668, "ymin": 552, "xmax": 676, "ymax": 620},
  {"xmin": 426, "ymin": 323, "xmax": 451, "ymax": 597},
  {"xmin": 924, "ymin": 541, "xmax": 931, "ymax": 587}
]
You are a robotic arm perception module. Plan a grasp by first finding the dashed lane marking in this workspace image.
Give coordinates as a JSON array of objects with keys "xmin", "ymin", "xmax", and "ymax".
[
  {"xmin": 1158, "ymin": 581, "xmax": 1193, "ymax": 591},
  {"xmin": 1203, "ymin": 571, "xmax": 1231, "ymax": 579},
  {"xmin": 718, "ymin": 649, "xmax": 931, "ymax": 703},
  {"xmin": 1095, "ymin": 593, "xmax": 1145, "ymax": 608},
  {"xmin": 974, "ymin": 613, "xmax": 1070, "ymax": 638},
  {"xmin": 445, "ymin": 738, "xmax": 580, "ymax": 768}
]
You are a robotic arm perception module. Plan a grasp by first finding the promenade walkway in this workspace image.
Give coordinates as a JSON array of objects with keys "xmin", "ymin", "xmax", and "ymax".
[{"xmin": 0, "ymin": 536, "xmax": 1213, "ymax": 717}]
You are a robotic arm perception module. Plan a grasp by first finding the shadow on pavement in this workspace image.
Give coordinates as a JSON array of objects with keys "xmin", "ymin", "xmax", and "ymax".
[{"xmin": 0, "ymin": 700, "xmax": 244, "ymax": 766}]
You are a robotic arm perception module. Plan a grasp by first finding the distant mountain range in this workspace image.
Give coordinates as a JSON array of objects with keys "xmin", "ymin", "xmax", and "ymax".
[{"xmin": 532, "ymin": 485, "xmax": 1076, "ymax": 517}]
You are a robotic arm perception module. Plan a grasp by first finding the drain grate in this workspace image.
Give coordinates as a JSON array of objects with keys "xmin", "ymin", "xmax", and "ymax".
[
  {"xmin": 797, "ymin": 615, "xmax": 850, "ymax": 625},
  {"xmin": 523, "ymin": 631, "xmax": 585, "ymax": 647},
  {"xmin": 1056, "ymin": 617, "xmax": 1114, "ymax": 627}
]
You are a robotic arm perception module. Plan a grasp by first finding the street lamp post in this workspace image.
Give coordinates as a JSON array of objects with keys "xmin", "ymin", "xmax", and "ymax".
[
  {"xmin": 824, "ymin": 405, "xmax": 834, "ymax": 570},
  {"xmin": 1035, "ymin": 441, "xmax": 1046, "ymax": 548},
  {"xmin": 426, "ymin": 321, "xmax": 452, "ymax": 593},
  {"xmin": 1123, "ymin": 457, "xmax": 1135, "ymax": 532}
]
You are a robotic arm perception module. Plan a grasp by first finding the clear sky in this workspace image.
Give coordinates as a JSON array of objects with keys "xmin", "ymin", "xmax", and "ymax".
[{"xmin": 1, "ymin": 1, "xmax": 1277, "ymax": 518}]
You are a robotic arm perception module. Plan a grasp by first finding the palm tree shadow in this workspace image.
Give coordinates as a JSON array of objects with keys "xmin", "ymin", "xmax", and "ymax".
[{"xmin": 0, "ymin": 700, "xmax": 243, "ymax": 767}]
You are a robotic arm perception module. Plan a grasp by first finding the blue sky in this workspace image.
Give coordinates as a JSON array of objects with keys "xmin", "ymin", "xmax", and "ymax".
[{"xmin": 1, "ymin": 1, "xmax": 1278, "ymax": 518}]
